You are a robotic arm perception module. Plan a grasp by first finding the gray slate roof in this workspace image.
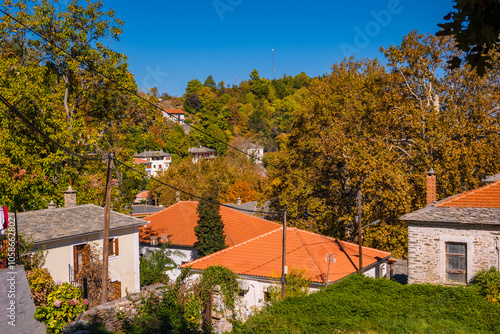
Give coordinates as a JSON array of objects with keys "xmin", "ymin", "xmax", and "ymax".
[
  {"xmin": 483, "ymin": 173, "xmax": 500, "ymax": 183},
  {"xmin": 131, "ymin": 205, "xmax": 164, "ymax": 215},
  {"xmin": 400, "ymin": 205, "xmax": 500, "ymax": 225},
  {"xmin": 134, "ymin": 150, "xmax": 171, "ymax": 158},
  {"xmin": 188, "ymin": 147, "xmax": 216, "ymax": 154},
  {"xmin": 17, "ymin": 204, "xmax": 147, "ymax": 244}
]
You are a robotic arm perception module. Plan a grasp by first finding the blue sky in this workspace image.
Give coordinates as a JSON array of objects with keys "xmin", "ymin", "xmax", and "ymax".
[{"xmin": 102, "ymin": 0, "xmax": 454, "ymax": 97}]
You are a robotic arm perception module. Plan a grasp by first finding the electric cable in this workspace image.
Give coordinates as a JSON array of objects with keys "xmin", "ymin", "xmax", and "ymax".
[
  {"xmin": 0, "ymin": 8, "xmax": 263, "ymax": 163},
  {"xmin": 0, "ymin": 92, "xmax": 102, "ymax": 161},
  {"xmin": 114, "ymin": 158, "xmax": 281, "ymax": 216}
]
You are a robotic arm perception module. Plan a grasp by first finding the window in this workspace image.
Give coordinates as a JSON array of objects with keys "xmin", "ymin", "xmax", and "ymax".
[
  {"xmin": 446, "ymin": 242, "xmax": 467, "ymax": 283},
  {"xmin": 109, "ymin": 238, "xmax": 119, "ymax": 257}
]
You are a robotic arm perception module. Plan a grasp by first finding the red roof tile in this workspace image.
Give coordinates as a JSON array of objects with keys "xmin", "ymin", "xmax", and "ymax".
[
  {"xmin": 136, "ymin": 191, "xmax": 149, "ymax": 199},
  {"xmin": 436, "ymin": 180, "xmax": 500, "ymax": 208},
  {"xmin": 164, "ymin": 109, "xmax": 185, "ymax": 114},
  {"xmin": 182, "ymin": 227, "xmax": 391, "ymax": 283},
  {"xmin": 139, "ymin": 201, "xmax": 280, "ymax": 247},
  {"xmin": 133, "ymin": 158, "xmax": 148, "ymax": 164}
]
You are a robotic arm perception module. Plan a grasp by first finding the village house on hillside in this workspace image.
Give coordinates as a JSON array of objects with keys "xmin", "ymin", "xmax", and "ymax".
[
  {"xmin": 182, "ymin": 227, "xmax": 391, "ymax": 318},
  {"xmin": 401, "ymin": 170, "xmax": 500, "ymax": 285},
  {"xmin": 133, "ymin": 150, "xmax": 172, "ymax": 177},
  {"xmin": 162, "ymin": 109, "xmax": 185, "ymax": 124},
  {"xmin": 188, "ymin": 147, "xmax": 217, "ymax": 163},
  {"xmin": 139, "ymin": 201, "xmax": 280, "ymax": 280},
  {"xmin": 17, "ymin": 186, "xmax": 147, "ymax": 297}
]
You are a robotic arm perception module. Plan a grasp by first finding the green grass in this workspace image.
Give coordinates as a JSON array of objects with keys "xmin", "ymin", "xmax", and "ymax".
[{"xmin": 234, "ymin": 275, "xmax": 500, "ymax": 334}]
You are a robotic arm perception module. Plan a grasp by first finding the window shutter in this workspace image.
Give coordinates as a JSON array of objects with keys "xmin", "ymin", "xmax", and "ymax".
[{"xmin": 115, "ymin": 238, "xmax": 119, "ymax": 256}]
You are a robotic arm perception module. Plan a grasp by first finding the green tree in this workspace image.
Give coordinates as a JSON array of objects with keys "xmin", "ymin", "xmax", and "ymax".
[
  {"xmin": 203, "ymin": 75, "xmax": 216, "ymax": 90},
  {"xmin": 0, "ymin": 0, "xmax": 145, "ymax": 212},
  {"xmin": 437, "ymin": 0, "xmax": 500, "ymax": 74},
  {"xmin": 194, "ymin": 193, "xmax": 227, "ymax": 258}
]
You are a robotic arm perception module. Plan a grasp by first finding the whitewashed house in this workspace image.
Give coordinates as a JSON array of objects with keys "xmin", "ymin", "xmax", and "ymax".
[
  {"xmin": 17, "ymin": 187, "xmax": 147, "ymax": 297},
  {"xmin": 133, "ymin": 150, "xmax": 172, "ymax": 177}
]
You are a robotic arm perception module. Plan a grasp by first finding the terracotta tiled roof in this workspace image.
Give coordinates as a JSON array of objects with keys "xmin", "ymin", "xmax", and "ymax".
[
  {"xmin": 136, "ymin": 191, "xmax": 149, "ymax": 199},
  {"xmin": 401, "ymin": 180, "xmax": 500, "ymax": 224},
  {"xmin": 133, "ymin": 158, "xmax": 148, "ymax": 164},
  {"xmin": 182, "ymin": 227, "xmax": 391, "ymax": 283},
  {"xmin": 139, "ymin": 201, "xmax": 280, "ymax": 246},
  {"xmin": 435, "ymin": 181, "xmax": 500, "ymax": 208},
  {"xmin": 164, "ymin": 109, "xmax": 185, "ymax": 114}
]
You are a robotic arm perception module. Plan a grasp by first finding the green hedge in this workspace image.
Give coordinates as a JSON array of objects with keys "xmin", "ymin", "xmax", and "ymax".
[{"xmin": 235, "ymin": 275, "xmax": 500, "ymax": 334}]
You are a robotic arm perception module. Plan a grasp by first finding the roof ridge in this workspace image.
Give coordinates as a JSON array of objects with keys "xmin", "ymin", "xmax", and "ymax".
[
  {"xmin": 221, "ymin": 205, "xmax": 280, "ymax": 226},
  {"xmin": 294, "ymin": 228, "xmax": 391, "ymax": 256},
  {"xmin": 184, "ymin": 227, "xmax": 283, "ymax": 267},
  {"xmin": 436, "ymin": 180, "xmax": 500, "ymax": 207},
  {"xmin": 293, "ymin": 228, "xmax": 323, "ymax": 278}
]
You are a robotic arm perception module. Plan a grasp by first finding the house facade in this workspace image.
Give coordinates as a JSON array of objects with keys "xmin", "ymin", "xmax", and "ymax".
[
  {"xmin": 162, "ymin": 109, "xmax": 185, "ymax": 124},
  {"xmin": 133, "ymin": 150, "xmax": 172, "ymax": 176},
  {"xmin": 188, "ymin": 147, "xmax": 217, "ymax": 163},
  {"xmin": 182, "ymin": 227, "xmax": 391, "ymax": 319},
  {"xmin": 139, "ymin": 201, "xmax": 280, "ymax": 280},
  {"xmin": 17, "ymin": 187, "xmax": 147, "ymax": 296},
  {"xmin": 401, "ymin": 170, "xmax": 500, "ymax": 285}
]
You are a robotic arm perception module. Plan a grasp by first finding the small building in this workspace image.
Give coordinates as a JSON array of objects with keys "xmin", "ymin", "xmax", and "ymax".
[
  {"xmin": 162, "ymin": 109, "xmax": 185, "ymax": 124},
  {"xmin": 401, "ymin": 170, "xmax": 500, "ymax": 285},
  {"xmin": 134, "ymin": 190, "xmax": 150, "ymax": 204},
  {"xmin": 182, "ymin": 227, "xmax": 391, "ymax": 318},
  {"xmin": 17, "ymin": 187, "xmax": 147, "ymax": 297},
  {"xmin": 242, "ymin": 143, "xmax": 264, "ymax": 163},
  {"xmin": 139, "ymin": 201, "xmax": 280, "ymax": 280},
  {"xmin": 133, "ymin": 150, "xmax": 172, "ymax": 177},
  {"xmin": 188, "ymin": 147, "xmax": 217, "ymax": 163}
]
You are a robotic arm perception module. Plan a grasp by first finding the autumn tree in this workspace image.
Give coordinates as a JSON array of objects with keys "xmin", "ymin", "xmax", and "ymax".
[
  {"xmin": 0, "ymin": 0, "xmax": 146, "ymax": 211},
  {"xmin": 194, "ymin": 192, "xmax": 227, "ymax": 258},
  {"xmin": 267, "ymin": 32, "xmax": 500, "ymax": 257}
]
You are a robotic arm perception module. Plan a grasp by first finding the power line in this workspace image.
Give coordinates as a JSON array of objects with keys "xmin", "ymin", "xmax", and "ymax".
[
  {"xmin": 114, "ymin": 158, "xmax": 280, "ymax": 216},
  {"xmin": 0, "ymin": 8, "xmax": 263, "ymax": 163},
  {"xmin": 0, "ymin": 91, "xmax": 279, "ymax": 216},
  {"xmin": 0, "ymin": 92, "xmax": 101, "ymax": 161}
]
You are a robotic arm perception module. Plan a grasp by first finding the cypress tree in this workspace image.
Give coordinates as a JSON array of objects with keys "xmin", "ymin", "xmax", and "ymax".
[{"xmin": 194, "ymin": 195, "xmax": 227, "ymax": 257}]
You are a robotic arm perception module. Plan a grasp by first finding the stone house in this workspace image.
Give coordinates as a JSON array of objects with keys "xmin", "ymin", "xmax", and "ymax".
[
  {"xmin": 138, "ymin": 201, "xmax": 280, "ymax": 281},
  {"xmin": 401, "ymin": 170, "xmax": 500, "ymax": 285},
  {"xmin": 188, "ymin": 147, "xmax": 217, "ymax": 163},
  {"xmin": 17, "ymin": 187, "xmax": 147, "ymax": 296},
  {"xmin": 182, "ymin": 227, "xmax": 391, "ymax": 319}
]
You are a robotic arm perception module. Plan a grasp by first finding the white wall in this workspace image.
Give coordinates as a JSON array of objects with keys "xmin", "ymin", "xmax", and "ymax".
[{"xmin": 38, "ymin": 226, "xmax": 140, "ymax": 296}]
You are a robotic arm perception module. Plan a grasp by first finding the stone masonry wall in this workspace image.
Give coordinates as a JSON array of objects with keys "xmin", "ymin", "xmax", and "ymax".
[{"xmin": 408, "ymin": 222, "xmax": 500, "ymax": 285}]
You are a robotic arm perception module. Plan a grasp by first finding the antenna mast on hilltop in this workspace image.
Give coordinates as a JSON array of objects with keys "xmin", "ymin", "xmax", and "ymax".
[{"xmin": 272, "ymin": 48, "xmax": 275, "ymax": 80}]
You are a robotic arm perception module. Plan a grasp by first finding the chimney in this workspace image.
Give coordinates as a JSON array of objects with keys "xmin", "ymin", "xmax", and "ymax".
[
  {"xmin": 63, "ymin": 186, "xmax": 77, "ymax": 207},
  {"xmin": 237, "ymin": 197, "xmax": 241, "ymax": 205},
  {"xmin": 426, "ymin": 168, "xmax": 437, "ymax": 205},
  {"xmin": 48, "ymin": 200, "xmax": 56, "ymax": 209},
  {"xmin": 175, "ymin": 191, "xmax": 180, "ymax": 202}
]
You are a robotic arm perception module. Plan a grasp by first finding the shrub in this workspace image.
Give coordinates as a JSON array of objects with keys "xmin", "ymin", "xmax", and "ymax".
[
  {"xmin": 265, "ymin": 268, "xmax": 311, "ymax": 305},
  {"xmin": 139, "ymin": 243, "xmax": 179, "ymax": 286},
  {"xmin": 472, "ymin": 267, "xmax": 500, "ymax": 303},
  {"xmin": 34, "ymin": 283, "xmax": 88, "ymax": 333},
  {"xmin": 26, "ymin": 268, "xmax": 55, "ymax": 306}
]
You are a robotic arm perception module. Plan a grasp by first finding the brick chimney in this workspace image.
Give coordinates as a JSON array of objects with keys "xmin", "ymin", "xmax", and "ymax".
[
  {"xmin": 63, "ymin": 186, "xmax": 77, "ymax": 207},
  {"xmin": 426, "ymin": 168, "xmax": 437, "ymax": 205}
]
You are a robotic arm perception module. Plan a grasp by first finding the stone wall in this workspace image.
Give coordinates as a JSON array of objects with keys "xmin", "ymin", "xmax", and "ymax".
[
  {"xmin": 64, "ymin": 283, "xmax": 166, "ymax": 333},
  {"xmin": 408, "ymin": 222, "xmax": 500, "ymax": 284}
]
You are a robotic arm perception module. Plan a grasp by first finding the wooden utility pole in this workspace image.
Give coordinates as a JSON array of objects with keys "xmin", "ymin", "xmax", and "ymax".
[
  {"xmin": 357, "ymin": 189, "xmax": 362, "ymax": 275},
  {"xmin": 281, "ymin": 209, "xmax": 287, "ymax": 299},
  {"xmin": 101, "ymin": 153, "xmax": 113, "ymax": 304}
]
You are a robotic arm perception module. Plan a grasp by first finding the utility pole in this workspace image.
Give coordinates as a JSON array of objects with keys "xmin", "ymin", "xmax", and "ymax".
[
  {"xmin": 281, "ymin": 209, "xmax": 287, "ymax": 299},
  {"xmin": 101, "ymin": 153, "xmax": 113, "ymax": 304},
  {"xmin": 357, "ymin": 189, "xmax": 362, "ymax": 275}
]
